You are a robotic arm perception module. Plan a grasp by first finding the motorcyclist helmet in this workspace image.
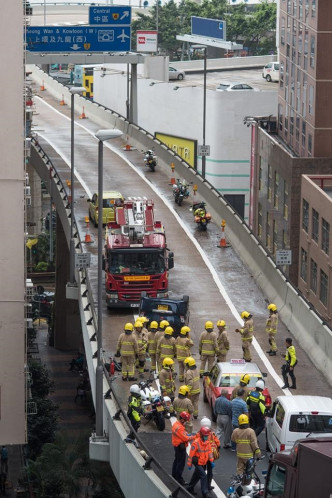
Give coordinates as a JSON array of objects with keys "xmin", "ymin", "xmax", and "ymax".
[
  {"xmin": 217, "ymin": 320, "xmax": 226, "ymax": 328},
  {"xmin": 162, "ymin": 357, "xmax": 174, "ymax": 368},
  {"xmin": 238, "ymin": 414, "xmax": 249, "ymax": 425},
  {"xmin": 200, "ymin": 417, "xmax": 212, "ymax": 428},
  {"xmin": 240, "ymin": 374, "xmax": 250, "ymax": 385},
  {"xmin": 159, "ymin": 320, "xmax": 169, "ymax": 330},
  {"xmin": 178, "ymin": 385, "xmax": 190, "ymax": 396},
  {"xmin": 149, "ymin": 321, "xmax": 158, "ymax": 330},
  {"xmin": 130, "ymin": 384, "xmax": 141, "ymax": 396},
  {"xmin": 256, "ymin": 380, "xmax": 265, "ymax": 390},
  {"xmin": 164, "ymin": 326, "xmax": 174, "ymax": 336},
  {"xmin": 180, "ymin": 326, "xmax": 191, "ymax": 335},
  {"xmin": 179, "ymin": 411, "xmax": 191, "ymax": 422},
  {"xmin": 124, "ymin": 323, "xmax": 134, "ymax": 332}
]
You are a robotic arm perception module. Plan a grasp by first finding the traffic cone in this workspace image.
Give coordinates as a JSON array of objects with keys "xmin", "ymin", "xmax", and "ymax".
[
  {"xmin": 123, "ymin": 143, "xmax": 133, "ymax": 151},
  {"xmin": 79, "ymin": 106, "xmax": 87, "ymax": 119},
  {"xmin": 40, "ymin": 80, "xmax": 45, "ymax": 91},
  {"xmin": 84, "ymin": 217, "xmax": 92, "ymax": 243},
  {"xmin": 59, "ymin": 94, "xmax": 66, "ymax": 106},
  {"xmin": 218, "ymin": 219, "xmax": 229, "ymax": 248},
  {"xmin": 169, "ymin": 163, "xmax": 176, "ymax": 185}
]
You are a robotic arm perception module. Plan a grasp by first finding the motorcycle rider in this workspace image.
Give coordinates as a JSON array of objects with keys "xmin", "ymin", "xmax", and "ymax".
[
  {"xmin": 175, "ymin": 326, "xmax": 193, "ymax": 382},
  {"xmin": 172, "ymin": 411, "xmax": 196, "ymax": 486},
  {"xmin": 246, "ymin": 380, "xmax": 266, "ymax": 437},
  {"xmin": 199, "ymin": 417, "xmax": 221, "ymax": 492},
  {"xmin": 159, "ymin": 357, "xmax": 176, "ymax": 401},
  {"xmin": 231, "ymin": 414, "xmax": 261, "ymax": 476},
  {"xmin": 115, "ymin": 323, "xmax": 138, "ymax": 381},
  {"xmin": 266, "ymin": 303, "xmax": 278, "ymax": 356},
  {"xmin": 172, "ymin": 385, "xmax": 194, "ymax": 433},
  {"xmin": 184, "ymin": 356, "xmax": 201, "ymax": 419},
  {"xmin": 235, "ymin": 311, "xmax": 254, "ymax": 362},
  {"xmin": 157, "ymin": 326, "xmax": 176, "ymax": 370},
  {"xmin": 127, "ymin": 384, "xmax": 143, "ymax": 441},
  {"xmin": 146, "ymin": 320, "xmax": 159, "ymax": 372},
  {"xmin": 133, "ymin": 320, "xmax": 148, "ymax": 377},
  {"xmin": 199, "ymin": 321, "xmax": 219, "ymax": 377},
  {"xmin": 281, "ymin": 337, "xmax": 297, "ymax": 389},
  {"xmin": 186, "ymin": 427, "xmax": 214, "ymax": 498},
  {"xmin": 216, "ymin": 320, "xmax": 230, "ymax": 362},
  {"xmin": 231, "ymin": 374, "xmax": 252, "ymax": 401}
]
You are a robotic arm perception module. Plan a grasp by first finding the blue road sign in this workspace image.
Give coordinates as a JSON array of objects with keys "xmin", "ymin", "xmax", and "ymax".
[
  {"xmin": 191, "ymin": 16, "xmax": 226, "ymax": 41},
  {"xmin": 89, "ymin": 6, "xmax": 132, "ymax": 25},
  {"xmin": 26, "ymin": 26, "xmax": 131, "ymax": 52}
]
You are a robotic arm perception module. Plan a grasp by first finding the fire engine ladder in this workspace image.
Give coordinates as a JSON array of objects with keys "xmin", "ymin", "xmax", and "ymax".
[{"xmin": 116, "ymin": 198, "xmax": 154, "ymax": 243}]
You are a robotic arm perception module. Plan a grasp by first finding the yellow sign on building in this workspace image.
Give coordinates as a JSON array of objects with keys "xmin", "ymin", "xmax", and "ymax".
[{"xmin": 155, "ymin": 132, "xmax": 197, "ymax": 169}]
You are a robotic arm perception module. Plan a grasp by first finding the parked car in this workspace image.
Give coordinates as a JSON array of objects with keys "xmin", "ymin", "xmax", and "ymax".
[
  {"xmin": 31, "ymin": 291, "xmax": 55, "ymax": 318},
  {"xmin": 262, "ymin": 62, "xmax": 280, "ymax": 82},
  {"xmin": 169, "ymin": 67, "xmax": 185, "ymax": 81},
  {"xmin": 203, "ymin": 359, "xmax": 271, "ymax": 421},
  {"xmin": 138, "ymin": 293, "xmax": 189, "ymax": 336},
  {"xmin": 216, "ymin": 82, "xmax": 259, "ymax": 91},
  {"xmin": 87, "ymin": 191, "xmax": 124, "ymax": 227}
]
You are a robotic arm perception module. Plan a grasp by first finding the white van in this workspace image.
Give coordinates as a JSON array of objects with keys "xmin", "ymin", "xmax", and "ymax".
[
  {"xmin": 266, "ymin": 395, "xmax": 332, "ymax": 453},
  {"xmin": 262, "ymin": 62, "xmax": 279, "ymax": 82}
]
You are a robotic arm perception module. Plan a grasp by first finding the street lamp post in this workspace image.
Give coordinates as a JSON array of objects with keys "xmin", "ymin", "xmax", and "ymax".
[
  {"xmin": 192, "ymin": 45, "xmax": 208, "ymax": 179},
  {"xmin": 95, "ymin": 129, "xmax": 123, "ymax": 437}
]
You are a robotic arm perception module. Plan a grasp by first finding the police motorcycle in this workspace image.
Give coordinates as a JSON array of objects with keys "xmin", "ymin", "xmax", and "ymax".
[
  {"xmin": 144, "ymin": 150, "xmax": 157, "ymax": 172},
  {"xmin": 139, "ymin": 376, "xmax": 172, "ymax": 431},
  {"xmin": 227, "ymin": 456, "xmax": 266, "ymax": 498},
  {"xmin": 191, "ymin": 201, "xmax": 212, "ymax": 231},
  {"xmin": 172, "ymin": 179, "xmax": 191, "ymax": 206}
]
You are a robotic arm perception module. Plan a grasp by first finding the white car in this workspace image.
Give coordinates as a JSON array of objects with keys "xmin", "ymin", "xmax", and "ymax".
[
  {"xmin": 169, "ymin": 67, "xmax": 185, "ymax": 81},
  {"xmin": 216, "ymin": 82, "xmax": 259, "ymax": 91},
  {"xmin": 262, "ymin": 62, "xmax": 280, "ymax": 82}
]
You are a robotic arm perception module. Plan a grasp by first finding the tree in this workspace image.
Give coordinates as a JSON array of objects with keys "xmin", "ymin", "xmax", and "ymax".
[
  {"xmin": 27, "ymin": 398, "xmax": 58, "ymax": 459},
  {"xmin": 29, "ymin": 361, "xmax": 55, "ymax": 398}
]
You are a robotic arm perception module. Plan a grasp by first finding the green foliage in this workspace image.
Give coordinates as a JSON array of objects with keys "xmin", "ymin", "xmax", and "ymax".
[
  {"xmin": 27, "ymin": 398, "xmax": 58, "ymax": 460},
  {"xmin": 34, "ymin": 261, "xmax": 48, "ymax": 272},
  {"xmin": 29, "ymin": 362, "xmax": 55, "ymax": 398}
]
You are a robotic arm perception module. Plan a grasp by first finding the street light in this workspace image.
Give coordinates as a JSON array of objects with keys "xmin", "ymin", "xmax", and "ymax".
[
  {"xmin": 68, "ymin": 86, "xmax": 86, "ymax": 287},
  {"xmin": 192, "ymin": 44, "xmax": 207, "ymax": 179},
  {"xmin": 94, "ymin": 128, "xmax": 123, "ymax": 437}
]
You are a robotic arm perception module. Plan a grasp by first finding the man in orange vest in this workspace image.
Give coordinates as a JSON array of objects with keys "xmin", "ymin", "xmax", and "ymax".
[
  {"xmin": 171, "ymin": 411, "xmax": 196, "ymax": 486},
  {"xmin": 186, "ymin": 427, "xmax": 214, "ymax": 498}
]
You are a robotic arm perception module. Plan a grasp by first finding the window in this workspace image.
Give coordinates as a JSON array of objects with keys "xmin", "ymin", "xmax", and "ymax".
[
  {"xmin": 280, "ymin": 62, "xmax": 284, "ymax": 89},
  {"xmin": 308, "ymin": 133, "xmax": 312, "ymax": 155},
  {"xmin": 289, "ymin": 414, "xmax": 332, "ymax": 433},
  {"xmin": 267, "ymin": 164, "xmax": 272, "ymax": 201},
  {"xmin": 266, "ymin": 212, "xmax": 271, "ymax": 249},
  {"xmin": 304, "ymin": 29, "xmax": 308, "ymax": 70},
  {"xmin": 283, "ymin": 230, "xmax": 289, "ymax": 248},
  {"xmin": 296, "ymin": 115, "xmax": 300, "ymax": 145},
  {"xmin": 275, "ymin": 403, "xmax": 285, "ymax": 428},
  {"xmin": 293, "ymin": 0, "xmax": 297, "ymax": 16},
  {"xmin": 312, "ymin": 0, "xmax": 316, "ymax": 17},
  {"xmin": 299, "ymin": 0, "xmax": 303, "ymax": 18},
  {"xmin": 302, "ymin": 74, "xmax": 307, "ymax": 118},
  {"xmin": 290, "ymin": 109, "xmax": 294, "ymax": 137},
  {"xmin": 281, "ymin": 17, "xmax": 285, "ymax": 45},
  {"xmin": 302, "ymin": 199, "xmax": 309, "ymax": 232},
  {"xmin": 320, "ymin": 270, "xmax": 328, "ymax": 306},
  {"xmin": 305, "ymin": 0, "xmax": 309, "ymax": 19},
  {"xmin": 312, "ymin": 209, "xmax": 319, "ymax": 243},
  {"xmin": 298, "ymin": 23, "xmax": 302, "ymax": 65},
  {"xmin": 273, "ymin": 219, "xmax": 278, "ymax": 255},
  {"xmin": 278, "ymin": 103, "xmax": 283, "ymax": 131},
  {"xmin": 266, "ymin": 464, "xmax": 286, "ymax": 498},
  {"xmin": 310, "ymin": 259, "xmax": 317, "ymax": 293},
  {"xmin": 322, "ymin": 219, "xmax": 330, "ymax": 254},
  {"xmin": 310, "ymin": 36, "xmax": 315, "ymax": 68},
  {"xmin": 309, "ymin": 85, "xmax": 314, "ymax": 115},
  {"xmin": 287, "ymin": 0, "xmax": 291, "ymax": 14},
  {"xmin": 300, "ymin": 248, "xmax": 307, "ymax": 281},
  {"xmin": 274, "ymin": 172, "xmax": 279, "ymax": 208},
  {"xmin": 302, "ymin": 120, "xmax": 306, "ymax": 147},
  {"xmin": 258, "ymin": 203, "xmax": 262, "ymax": 238},
  {"xmin": 259, "ymin": 160, "xmax": 262, "ymax": 191},
  {"xmin": 283, "ymin": 180, "xmax": 288, "ymax": 220}
]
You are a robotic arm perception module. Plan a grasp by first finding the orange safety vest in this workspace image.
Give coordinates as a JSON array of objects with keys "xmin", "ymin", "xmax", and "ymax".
[
  {"xmin": 172, "ymin": 420, "xmax": 195, "ymax": 447},
  {"xmin": 187, "ymin": 437, "xmax": 213, "ymax": 466}
]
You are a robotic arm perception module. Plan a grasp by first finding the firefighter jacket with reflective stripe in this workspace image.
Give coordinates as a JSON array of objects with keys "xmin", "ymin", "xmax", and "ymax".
[
  {"xmin": 134, "ymin": 329, "xmax": 148, "ymax": 354},
  {"xmin": 231, "ymin": 427, "xmax": 261, "ymax": 460},
  {"xmin": 116, "ymin": 333, "xmax": 138, "ymax": 356},
  {"xmin": 172, "ymin": 420, "xmax": 195, "ymax": 447},
  {"xmin": 187, "ymin": 437, "xmax": 214, "ymax": 467},
  {"xmin": 285, "ymin": 345, "xmax": 297, "ymax": 367},
  {"xmin": 157, "ymin": 336, "xmax": 176, "ymax": 359},
  {"xmin": 173, "ymin": 396, "xmax": 194, "ymax": 417},
  {"xmin": 159, "ymin": 368, "xmax": 175, "ymax": 396},
  {"xmin": 175, "ymin": 336, "xmax": 193, "ymax": 360},
  {"xmin": 127, "ymin": 394, "xmax": 142, "ymax": 422},
  {"xmin": 154, "ymin": 330, "xmax": 164, "ymax": 348},
  {"xmin": 146, "ymin": 331, "xmax": 157, "ymax": 354},
  {"xmin": 184, "ymin": 368, "xmax": 201, "ymax": 396},
  {"xmin": 217, "ymin": 329, "xmax": 230, "ymax": 354},
  {"xmin": 231, "ymin": 384, "xmax": 252, "ymax": 401},
  {"xmin": 199, "ymin": 331, "xmax": 219, "ymax": 356},
  {"xmin": 239, "ymin": 318, "xmax": 253, "ymax": 341},
  {"xmin": 246, "ymin": 390, "xmax": 266, "ymax": 415},
  {"xmin": 266, "ymin": 313, "xmax": 278, "ymax": 334}
]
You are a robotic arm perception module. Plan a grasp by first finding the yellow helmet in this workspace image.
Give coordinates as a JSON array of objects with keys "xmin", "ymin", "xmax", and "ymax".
[
  {"xmin": 241, "ymin": 311, "xmax": 250, "ymax": 319},
  {"xmin": 164, "ymin": 326, "xmax": 174, "ymax": 335},
  {"xmin": 240, "ymin": 374, "xmax": 250, "ymax": 385},
  {"xmin": 163, "ymin": 357, "xmax": 174, "ymax": 368},
  {"xmin": 149, "ymin": 321, "xmax": 158, "ymax": 330},
  {"xmin": 178, "ymin": 385, "xmax": 190, "ymax": 396},
  {"xmin": 238, "ymin": 414, "xmax": 249, "ymax": 425},
  {"xmin": 184, "ymin": 357, "xmax": 196, "ymax": 367},
  {"xmin": 140, "ymin": 316, "xmax": 149, "ymax": 323},
  {"xmin": 180, "ymin": 326, "xmax": 191, "ymax": 335},
  {"xmin": 159, "ymin": 320, "xmax": 169, "ymax": 329},
  {"xmin": 124, "ymin": 323, "xmax": 134, "ymax": 331},
  {"xmin": 134, "ymin": 320, "xmax": 143, "ymax": 328},
  {"xmin": 205, "ymin": 321, "xmax": 214, "ymax": 330},
  {"xmin": 217, "ymin": 320, "xmax": 226, "ymax": 327},
  {"xmin": 268, "ymin": 303, "xmax": 277, "ymax": 312}
]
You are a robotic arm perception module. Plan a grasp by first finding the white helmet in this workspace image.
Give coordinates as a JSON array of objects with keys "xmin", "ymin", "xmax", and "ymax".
[
  {"xmin": 256, "ymin": 380, "xmax": 265, "ymax": 390},
  {"xmin": 130, "ymin": 384, "xmax": 141, "ymax": 395},
  {"xmin": 200, "ymin": 416, "xmax": 212, "ymax": 428}
]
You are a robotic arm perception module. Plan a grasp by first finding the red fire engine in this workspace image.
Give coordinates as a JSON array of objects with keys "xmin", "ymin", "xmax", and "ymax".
[{"xmin": 103, "ymin": 198, "xmax": 174, "ymax": 308}]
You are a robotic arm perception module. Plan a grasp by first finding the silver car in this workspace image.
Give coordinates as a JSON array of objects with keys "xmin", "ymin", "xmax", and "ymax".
[
  {"xmin": 169, "ymin": 66, "xmax": 185, "ymax": 81},
  {"xmin": 216, "ymin": 82, "xmax": 259, "ymax": 91}
]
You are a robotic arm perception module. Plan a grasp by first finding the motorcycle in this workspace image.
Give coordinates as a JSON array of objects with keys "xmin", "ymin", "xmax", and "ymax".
[
  {"xmin": 191, "ymin": 201, "xmax": 211, "ymax": 231},
  {"xmin": 172, "ymin": 179, "xmax": 190, "ymax": 206},
  {"xmin": 139, "ymin": 377, "xmax": 172, "ymax": 431},
  {"xmin": 227, "ymin": 457, "xmax": 265, "ymax": 498},
  {"xmin": 144, "ymin": 150, "xmax": 157, "ymax": 172}
]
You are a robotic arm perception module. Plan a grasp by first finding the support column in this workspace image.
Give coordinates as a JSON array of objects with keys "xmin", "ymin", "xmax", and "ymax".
[{"xmin": 130, "ymin": 64, "xmax": 138, "ymax": 125}]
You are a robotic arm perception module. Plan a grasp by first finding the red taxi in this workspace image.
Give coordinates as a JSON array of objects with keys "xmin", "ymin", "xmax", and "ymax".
[{"xmin": 203, "ymin": 359, "xmax": 272, "ymax": 421}]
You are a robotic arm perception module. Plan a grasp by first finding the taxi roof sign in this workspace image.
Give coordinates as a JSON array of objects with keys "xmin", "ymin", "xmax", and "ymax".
[{"xmin": 230, "ymin": 359, "xmax": 246, "ymax": 364}]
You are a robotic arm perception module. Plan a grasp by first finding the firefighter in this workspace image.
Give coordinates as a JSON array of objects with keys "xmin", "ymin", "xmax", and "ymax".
[
  {"xmin": 115, "ymin": 323, "xmax": 138, "ymax": 381},
  {"xmin": 235, "ymin": 311, "xmax": 254, "ymax": 362},
  {"xmin": 231, "ymin": 374, "xmax": 252, "ymax": 401},
  {"xmin": 172, "ymin": 411, "xmax": 196, "ymax": 486},
  {"xmin": 126, "ymin": 384, "xmax": 142, "ymax": 441},
  {"xmin": 246, "ymin": 380, "xmax": 266, "ymax": 437},
  {"xmin": 216, "ymin": 320, "xmax": 230, "ymax": 362},
  {"xmin": 199, "ymin": 321, "xmax": 219, "ymax": 377},
  {"xmin": 281, "ymin": 337, "xmax": 297, "ymax": 389},
  {"xmin": 133, "ymin": 320, "xmax": 148, "ymax": 377},
  {"xmin": 231, "ymin": 414, "xmax": 261, "ymax": 476},
  {"xmin": 159, "ymin": 357, "xmax": 176, "ymax": 400},
  {"xmin": 186, "ymin": 427, "xmax": 214, "ymax": 498},
  {"xmin": 199, "ymin": 417, "xmax": 221, "ymax": 492},
  {"xmin": 156, "ymin": 326, "xmax": 176, "ymax": 370},
  {"xmin": 266, "ymin": 303, "xmax": 278, "ymax": 356},
  {"xmin": 184, "ymin": 356, "xmax": 201, "ymax": 419},
  {"xmin": 146, "ymin": 320, "xmax": 159, "ymax": 372},
  {"xmin": 173, "ymin": 385, "xmax": 194, "ymax": 433},
  {"xmin": 175, "ymin": 326, "xmax": 194, "ymax": 382}
]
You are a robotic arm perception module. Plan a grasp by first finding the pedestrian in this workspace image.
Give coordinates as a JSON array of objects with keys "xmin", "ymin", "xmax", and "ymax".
[
  {"xmin": 214, "ymin": 389, "xmax": 232, "ymax": 448},
  {"xmin": 199, "ymin": 321, "xmax": 219, "ymax": 377},
  {"xmin": 266, "ymin": 303, "xmax": 278, "ymax": 356},
  {"xmin": 231, "ymin": 374, "xmax": 252, "ymax": 401},
  {"xmin": 186, "ymin": 427, "xmax": 214, "ymax": 498},
  {"xmin": 199, "ymin": 417, "xmax": 220, "ymax": 492},
  {"xmin": 69, "ymin": 352, "xmax": 84, "ymax": 372},
  {"xmin": 146, "ymin": 320, "xmax": 159, "ymax": 372},
  {"xmin": 231, "ymin": 414, "xmax": 261, "ymax": 476},
  {"xmin": 235, "ymin": 311, "xmax": 254, "ymax": 362},
  {"xmin": 126, "ymin": 384, "xmax": 143, "ymax": 441},
  {"xmin": 74, "ymin": 381, "xmax": 87, "ymax": 404},
  {"xmin": 0, "ymin": 446, "xmax": 8, "ymax": 474},
  {"xmin": 173, "ymin": 385, "xmax": 194, "ymax": 433},
  {"xmin": 281, "ymin": 337, "xmax": 297, "ymax": 389},
  {"xmin": 115, "ymin": 323, "xmax": 138, "ymax": 381},
  {"xmin": 175, "ymin": 326, "xmax": 193, "ymax": 382},
  {"xmin": 171, "ymin": 411, "xmax": 196, "ymax": 486},
  {"xmin": 216, "ymin": 320, "xmax": 230, "ymax": 362},
  {"xmin": 184, "ymin": 356, "xmax": 201, "ymax": 419},
  {"xmin": 231, "ymin": 388, "xmax": 249, "ymax": 450},
  {"xmin": 156, "ymin": 326, "xmax": 176, "ymax": 370},
  {"xmin": 159, "ymin": 357, "xmax": 176, "ymax": 401},
  {"xmin": 246, "ymin": 380, "xmax": 266, "ymax": 437},
  {"xmin": 133, "ymin": 320, "xmax": 148, "ymax": 377}
]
